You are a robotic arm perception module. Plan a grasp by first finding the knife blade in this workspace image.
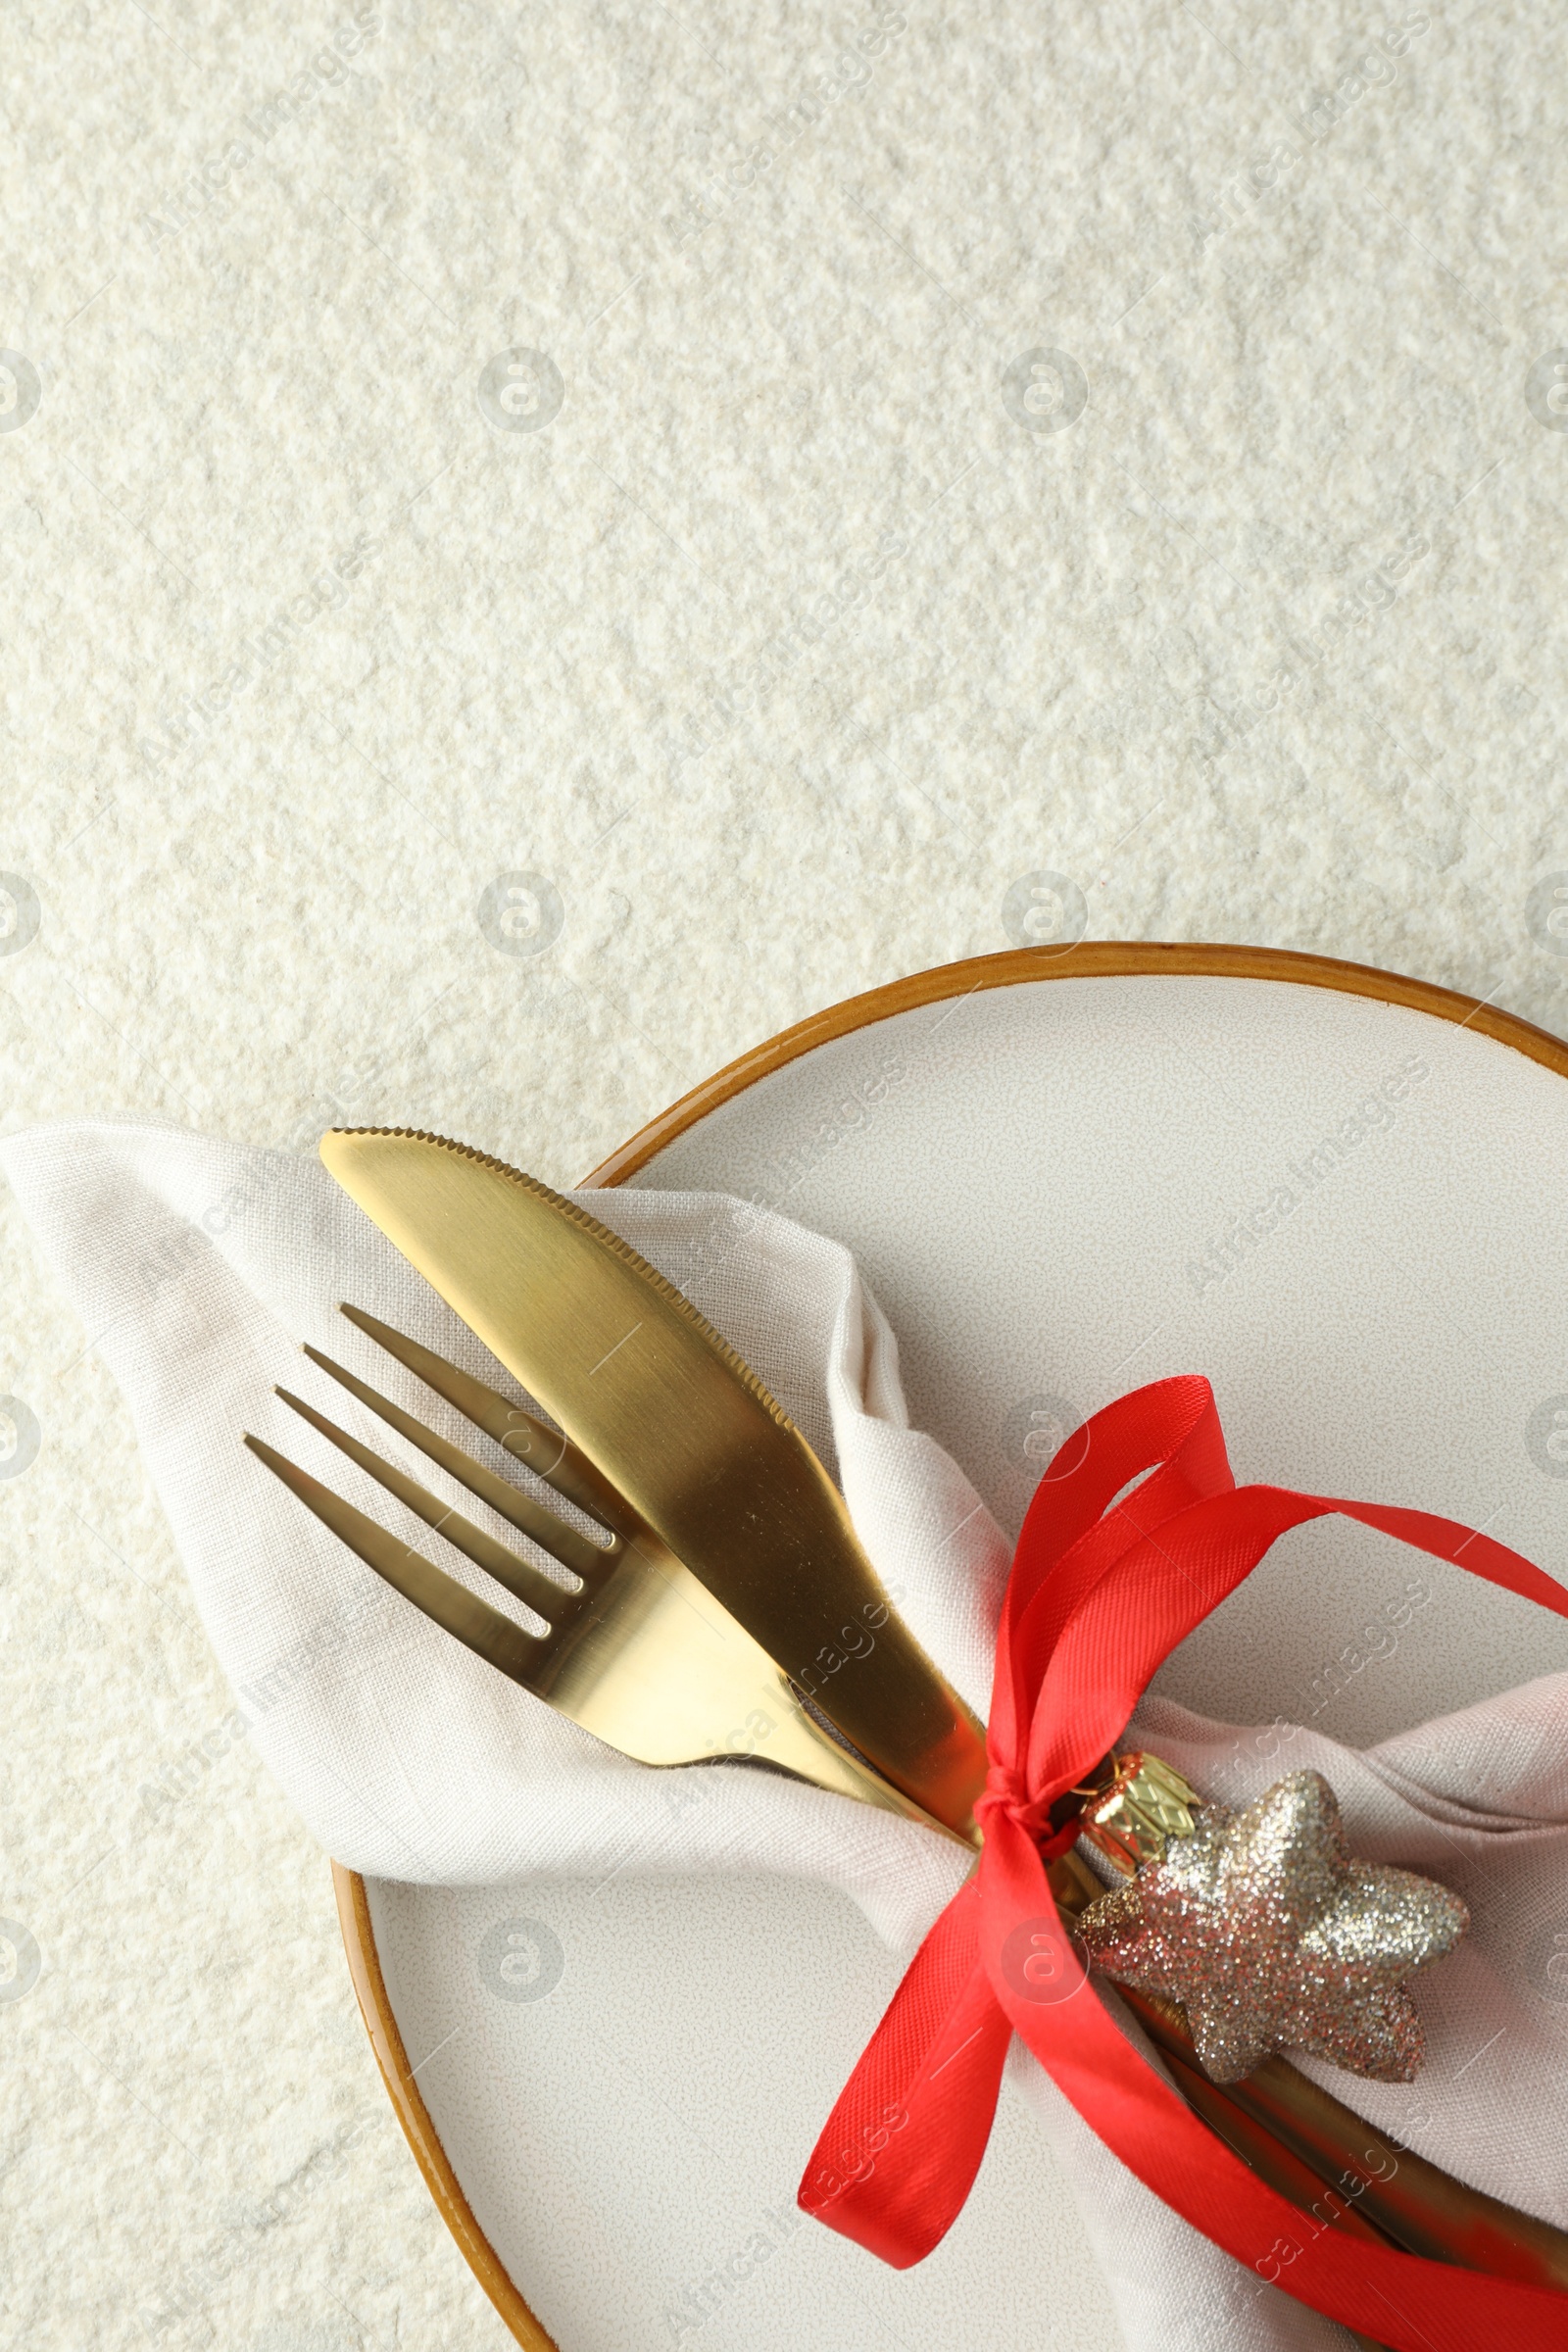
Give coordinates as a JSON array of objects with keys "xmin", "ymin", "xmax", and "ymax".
[{"xmin": 319, "ymin": 1126, "xmax": 991, "ymax": 1836}]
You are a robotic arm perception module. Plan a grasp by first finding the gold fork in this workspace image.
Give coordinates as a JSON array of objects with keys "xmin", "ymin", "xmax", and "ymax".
[{"xmin": 243, "ymin": 1303, "xmax": 962, "ymax": 1842}]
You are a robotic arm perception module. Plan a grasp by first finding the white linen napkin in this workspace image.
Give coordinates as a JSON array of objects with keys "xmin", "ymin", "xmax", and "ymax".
[{"xmin": 6, "ymin": 1117, "xmax": 1567, "ymax": 2352}]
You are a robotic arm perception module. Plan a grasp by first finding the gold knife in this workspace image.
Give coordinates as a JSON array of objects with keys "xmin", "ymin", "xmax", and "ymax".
[{"xmin": 319, "ymin": 1127, "xmax": 992, "ymax": 1836}]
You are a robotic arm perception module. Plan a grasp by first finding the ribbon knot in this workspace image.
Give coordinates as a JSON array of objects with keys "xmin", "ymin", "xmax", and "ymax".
[
  {"xmin": 974, "ymin": 1762, "xmax": 1076, "ymax": 1858},
  {"xmin": 973, "ymin": 1762, "xmax": 1031, "ymax": 1835},
  {"xmin": 797, "ymin": 1374, "xmax": 1568, "ymax": 2352}
]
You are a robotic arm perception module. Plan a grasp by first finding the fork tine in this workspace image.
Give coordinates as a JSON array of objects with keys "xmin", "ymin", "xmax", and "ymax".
[
  {"xmin": 336, "ymin": 1302, "xmax": 638, "ymax": 1539},
  {"xmin": 274, "ymin": 1387, "xmax": 578, "ymax": 1623},
  {"xmin": 300, "ymin": 1342, "xmax": 615, "ymax": 1586},
  {"xmin": 243, "ymin": 1434, "xmax": 543, "ymax": 1685}
]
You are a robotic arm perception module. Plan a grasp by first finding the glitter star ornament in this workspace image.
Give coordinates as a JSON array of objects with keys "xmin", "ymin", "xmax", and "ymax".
[{"xmin": 1076, "ymin": 1769, "xmax": 1469, "ymax": 2084}]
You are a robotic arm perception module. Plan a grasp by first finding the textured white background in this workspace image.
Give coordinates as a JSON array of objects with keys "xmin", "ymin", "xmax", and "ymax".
[{"xmin": 2, "ymin": 0, "xmax": 1567, "ymax": 2343}]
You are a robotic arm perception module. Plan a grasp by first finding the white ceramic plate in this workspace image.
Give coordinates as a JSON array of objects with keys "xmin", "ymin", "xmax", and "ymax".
[{"xmin": 345, "ymin": 948, "xmax": 1568, "ymax": 2351}]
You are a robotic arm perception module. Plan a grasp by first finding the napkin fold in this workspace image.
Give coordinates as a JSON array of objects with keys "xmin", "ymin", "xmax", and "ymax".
[{"xmin": 6, "ymin": 1118, "xmax": 1568, "ymax": 2352}]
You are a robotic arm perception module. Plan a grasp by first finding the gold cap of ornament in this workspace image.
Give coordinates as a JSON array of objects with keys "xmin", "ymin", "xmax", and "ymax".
[{"xmin": 1077, "ymin": 1751, "xmax": 1201, "ymax": 1878}]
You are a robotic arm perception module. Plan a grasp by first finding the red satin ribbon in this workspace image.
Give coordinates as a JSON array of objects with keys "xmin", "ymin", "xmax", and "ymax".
[{"xmin": 799, "ymin": 1375, "xmax": 1568, "ymax": 2349}]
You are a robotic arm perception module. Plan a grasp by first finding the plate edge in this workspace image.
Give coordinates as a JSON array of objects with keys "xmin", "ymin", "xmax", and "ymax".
[
  {"xmin": 580, "ymin": 940, "xmax": 1568, "ymax": 1187},
  {"xmin": 330, "ymin": 1862, "xmax": 562, "ymax": 2352}
]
